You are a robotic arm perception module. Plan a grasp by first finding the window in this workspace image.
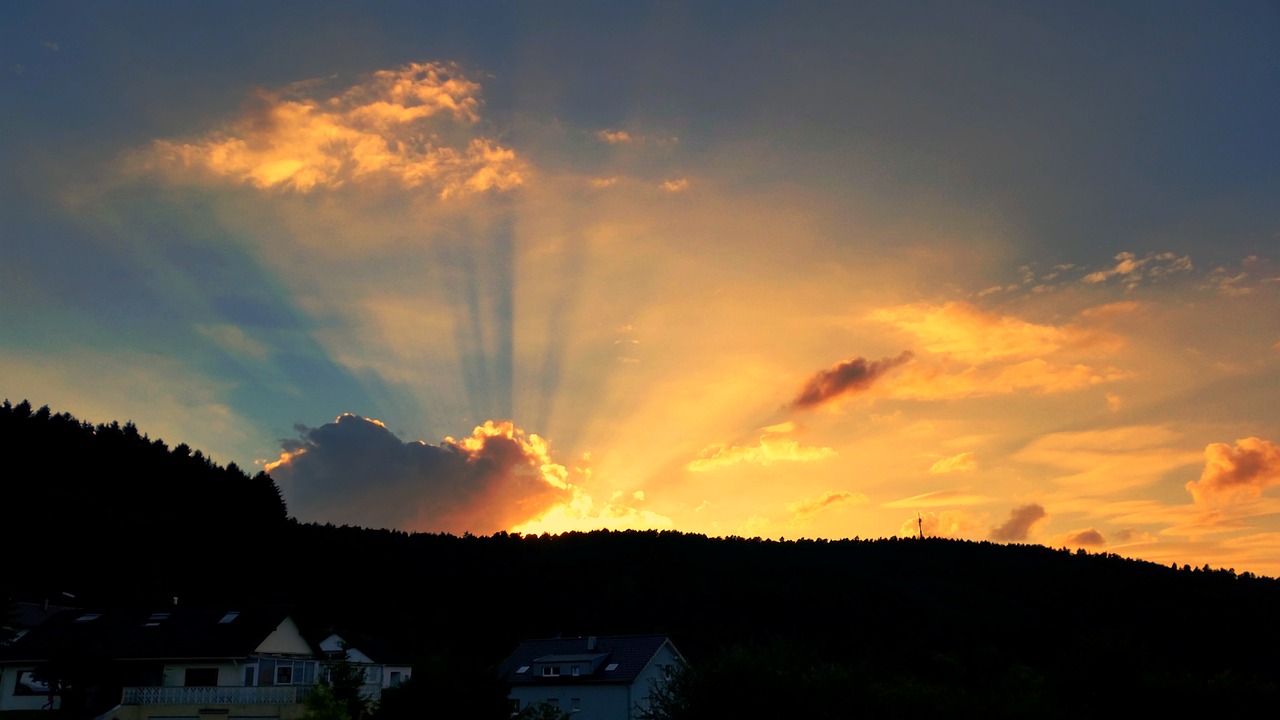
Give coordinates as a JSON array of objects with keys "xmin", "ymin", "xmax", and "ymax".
[
  {"xmin": 184, "ymin": 668, "xmax": 219, "ymax": 687},
  {"xmin": 542, "ymin": 666, "xmax": 560, "ymax": 677},
  {"xmin": 243, "ymin": 667, "xmax": 256, "ymax": 687},
  {"xmin": 144, "ymin": 612, "xmax": 171, "ymax": 627},
  {"xmin": 389, "ymin": 671, "xmax": 401, "ymax": 687},
  {"xmin": 516, "ymin": 666, "xmax": 530, "ymax": 674},
  {"xmin": 219, "ymin": 611, "xmax": 240, "ymax": 624},
  {"xmin": 571, "ymin": 698, "xmax": 581, "ymax": 713},
  {"xmin": 604, "ymin": 663, "xmax": 619, "ymax": 672},
  {"xmin": 275, "ymin": 665, "xmax": 294, "ymax": 685},
  {"xmin": 74, "ymin": 613, "xmax": 101, "ymax": 623},
  {"xmin": 571, "ymin": 665, "xmax": 580, "ymax": 677}
]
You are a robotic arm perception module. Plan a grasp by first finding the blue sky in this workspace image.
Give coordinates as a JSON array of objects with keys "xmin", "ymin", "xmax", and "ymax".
[{"xmin": 4, "ymin": 1, "xmax": 1280, "ymax": 573}]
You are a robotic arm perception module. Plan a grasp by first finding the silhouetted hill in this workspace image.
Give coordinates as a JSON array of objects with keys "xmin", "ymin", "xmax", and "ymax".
[{"xmin": 5, "ymin": 400, "xmax": 1280, "ymax": 715}]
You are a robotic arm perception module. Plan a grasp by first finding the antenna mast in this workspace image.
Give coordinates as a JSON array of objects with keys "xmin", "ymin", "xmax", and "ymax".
[{"xmin": 917, "ymin": 512, "xmax": 923, "ymax": 539}]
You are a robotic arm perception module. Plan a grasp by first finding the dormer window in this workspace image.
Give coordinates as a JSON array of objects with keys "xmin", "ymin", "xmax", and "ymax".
[{"xmin": 542, "ymin": 666, "xmax": 560, "ymax": 677}]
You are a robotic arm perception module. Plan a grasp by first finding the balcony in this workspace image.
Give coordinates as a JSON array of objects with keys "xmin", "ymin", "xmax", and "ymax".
[{"xmin": 121, "ymin": 686, "xmax": 313, "ymax": 706}]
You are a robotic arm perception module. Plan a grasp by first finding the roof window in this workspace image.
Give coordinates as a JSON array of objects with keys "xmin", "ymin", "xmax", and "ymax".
[
  {"xmin": 74, "ymin": 613, "xmax": 101, "ymax": 623},
  {"xmin": 605, "ymin": 663, "xmax": 619, "ymax": 672},
  {"xmin": 218, "ymin": 611, "xmax": 240, "ymax": 624},
  {"xmin": 516, "ymin": 666, "xmax": 530, "ymax": 674},
  {"xmin": 144, "ymin": 612, "xmax": 171, "ymax": 627}
]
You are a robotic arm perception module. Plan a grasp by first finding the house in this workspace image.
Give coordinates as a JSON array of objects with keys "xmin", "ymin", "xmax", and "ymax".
[
  {"xmin": 316, "ymin": 631, "xmax": 412, "ymax": 699},
  {"xmin": 0, "ymin": 605, "xmax": 320, "ymax": 720},
  {"xmin": 498, "ymin": 635, "xmax": 683, "ymax": 720}
]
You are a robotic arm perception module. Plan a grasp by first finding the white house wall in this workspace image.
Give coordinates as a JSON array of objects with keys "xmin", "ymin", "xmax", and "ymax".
[
  {"xmin": 161, "ymin": 662, "xmax": 241, "ymax": 687},
  {"xmin": 254, "ymin": 617, "xmax": 312, "ymax": 655}
]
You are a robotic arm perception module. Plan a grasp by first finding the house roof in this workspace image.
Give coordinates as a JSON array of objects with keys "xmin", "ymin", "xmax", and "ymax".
[
  {"xmin": 498, "ymin": 635, "xmax": 676, "ymax": 686},
  {"xmin": 0, "ymin": 606, "xmax": 299, "ymax": 664},
  {"xmin": 320, "ymin": 631, "xmax": 413, "ymax": 666}
]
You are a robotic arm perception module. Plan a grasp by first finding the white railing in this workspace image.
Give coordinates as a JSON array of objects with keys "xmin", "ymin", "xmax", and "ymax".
[{"xmin": 121, "ymin": 686, "xmax": 311, "ymax": 706}]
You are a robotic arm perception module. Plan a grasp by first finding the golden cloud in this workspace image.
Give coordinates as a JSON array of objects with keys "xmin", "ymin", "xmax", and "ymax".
[
  {"xmin": 787, "ymin": 490, "xmax": 868, "ymax": 519},
  {"xmin": 1081, "ymin": 251, "xmax": 1192, "ymax": 287},
  {"xmin": 929, "ymin": 451, "xmax": 976, "ymax": 474},
  {"xmin": 142, "ymin": 62, "xmax": 525, "ymax": 197},
  {"xmin": 596, "ymin": 129, "xmax": 633, "ymax": 144},
  {"xmin": 868, "ymin": 301, "xmax": 1115, "ymax": 363},
  {"xmin": 1185, "ymin": 437, "xmax": 1280, "ymax": 506},
  {"xmin": 899, "ymin": 510, "xmax": 987, "ymax": 539},
  {"xmin": 686, "ymin": 423, "xmax": 837, "ymax": 472},
  {"xmin": 868, "ymin": 301, "xmax": 1129, "ymax": 400}
]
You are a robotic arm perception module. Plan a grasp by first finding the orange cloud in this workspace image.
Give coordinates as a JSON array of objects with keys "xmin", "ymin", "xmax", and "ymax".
[
  {"xmin": 869, "ymin": 301, "xmax": 1129, "ymax": 400},
  {"xmin": 991, "ymin": 503, "xmax": 1047, "ymax": 541},
  {"xmin": 686, "ymin": 422, "xmax": 836, "ymax": 471},
  {"xmin": 899, "ymin": 510, "xmax": 987, "ymax": 539},
  {"xmin": 596, "ymin": 129, "xmax": 633, "ymax": 144},
  {"xmin": 787, "ymin": 490, "xmax": 868, "ymax": 519},
  {"xmin": 1186, "ymin": 437, "xmax": 1280, "ymax": 505},
  {"xmin": 660, "ymin": 178, "xmax": 690, "ymax": 192},
  {"xmin": 1064, "ymin": 528, "xmax": 1106, "ymax": 547},
  {"xmin": 929, "ymin": 451, "xmax": 976, "ymax": 474},
  {"xmin": 868, "ymin": 301, "xmax": 1116, "ymax": 363},
  {"xmin": 1081, "ymin": 251, "xmax": 1192, "ymax": 287},
  {"xmin": 142, "ymin": 62, "xmax": 525, "ymax": 197},
  {"xmin": 791, "ymin": 351, "xmax": 913, "ymax": 409}
]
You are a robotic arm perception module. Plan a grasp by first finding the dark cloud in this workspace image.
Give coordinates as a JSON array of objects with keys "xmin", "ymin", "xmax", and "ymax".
[
  {"xmin": 990, "ymin": 503, "xmax": 1047, "ymax": 542},
  {"xmin": 791, "ymin": 351, "xmax": 913, "ymax": 410},
  {"xmin": 1066, "ymin": 528, "xmax": 1105, "ymax": 547},
  {"xmin": 267, "ymin": 413, "xmax": 569, "ymax": 533}
]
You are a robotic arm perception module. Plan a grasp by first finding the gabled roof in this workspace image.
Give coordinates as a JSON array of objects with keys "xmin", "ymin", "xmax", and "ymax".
[
  {"xmin": 319, "ymin": 631, "xmax": 412, "ymax": 666},
  {"xmin": 0, "ymin": 606, "xmax": 299, "ymax": 664},
  {"xmin": 498, "ymin": 635, "xmax": 676, "ymax": 686}
]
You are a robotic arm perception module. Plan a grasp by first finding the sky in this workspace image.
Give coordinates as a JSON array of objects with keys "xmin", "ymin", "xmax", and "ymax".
[{"xmin": 4, "ymin": 1, "xmax": 1280, "ymax": 574}]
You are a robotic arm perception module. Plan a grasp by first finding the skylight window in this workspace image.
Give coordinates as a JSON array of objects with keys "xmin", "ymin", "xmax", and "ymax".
[
  {"xmin": 74, "ymin": 613, "xmax": 101, "ymax": 623},
  {"xmin": 144, "ymin": 612, "xmax": 171, "ymax": 627},
  {"xmin": 218, "ymin": 611, "xmax": 240, "ymax": 624},
  {"xmin": 516, "ymin": 666, "xmax": 530, "ymax": 674},
  {"xmin": 605, "ymin": 663, "xmax": 619, "ymax": 672}
]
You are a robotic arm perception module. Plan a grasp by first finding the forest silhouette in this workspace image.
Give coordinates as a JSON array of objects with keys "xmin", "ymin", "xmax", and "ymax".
[{"xmin": 3, "ymin": 399, "xmax": 1279, "ymax": 717}]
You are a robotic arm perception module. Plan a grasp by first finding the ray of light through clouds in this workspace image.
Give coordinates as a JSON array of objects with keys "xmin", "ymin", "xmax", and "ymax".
[{"xmin": 3, "ymin": 1, "xmax": 1280, "ymax": 573}]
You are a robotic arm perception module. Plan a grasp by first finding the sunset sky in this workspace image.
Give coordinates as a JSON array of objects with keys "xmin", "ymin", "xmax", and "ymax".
[{"xmin": 4, "ymin": 2, "xmax": 1280, "ymax": 574}]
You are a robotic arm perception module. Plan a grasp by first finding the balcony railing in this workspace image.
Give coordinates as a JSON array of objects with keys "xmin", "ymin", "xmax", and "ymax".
[{"xmin": 121, "ymin": 686, "xmax": 312, "ymax": 706}]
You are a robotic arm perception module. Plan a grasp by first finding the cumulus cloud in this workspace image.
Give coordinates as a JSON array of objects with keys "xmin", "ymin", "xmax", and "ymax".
[
  {"xmin": 787, "ymin": 490, "xmax": 868, "ymax": 519},
  {"xmin": 596, "ymin": 129, "xmax": 632, "ymax": 144},
  {"xmin": 791, "ymin": 351, "xmax": 914, "ymax": 410},
  {"xmin": 686, "ymin": 421, "xmax": 836, "ymax": 471},
  {"xmin": 990, "ymin": 503, "xmax": 1047, "ymax": 541},
  {"xmin": 1081, "ymin": 251, "xmax": 1192, "ymax": 288},
  {"xmin": 1185, "ymin": 437, "xmax": 1280, "ymax": 505},
  {"xmin": 1065, "ymin": 528, "xmax": 1106, "ymax": 547},
  {"xmin": 660, "ymin": 178, "xmax": 690, "ymax": 192},
  {"xmin": 266, "ymin": 413, "xmax": 570, "ymax": 533},
  {"xmin": 929, "ymin": 451, "xmax": 976, "ymax": 474},
  {"xmin": 899, "ymin": 510, "xmax": 986, "ymax": 539},
  {"xmin": 140, "ymin": 61, "xmax": 525, "ymax": 197}
]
